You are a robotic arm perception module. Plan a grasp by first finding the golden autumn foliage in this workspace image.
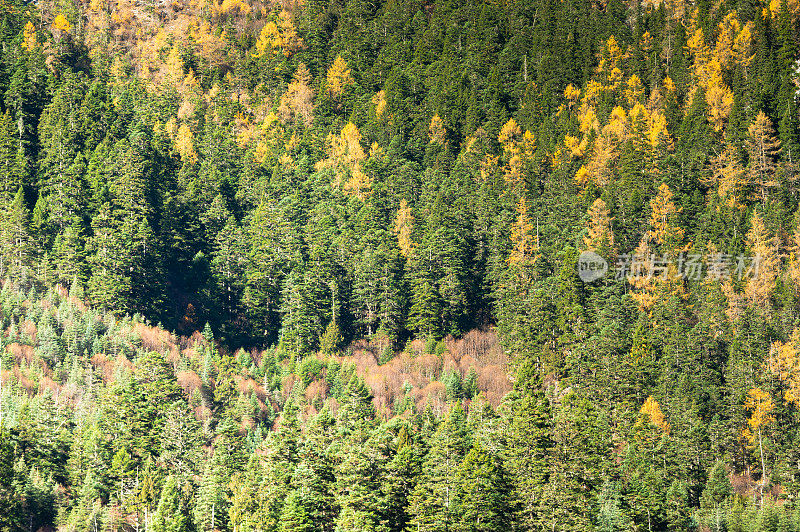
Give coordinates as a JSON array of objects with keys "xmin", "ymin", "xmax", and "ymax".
[
  {"xmin": 766, "ymin": 0, "xmax": 800, "ymax": 20},
  {"xmin": 507, "ymin": 195, "xmax": 538, "ymax": 266},
  {"xmin": 649, "ymin": 183, "xmax": 684, "ymax": 248},
  {"xmin": 343, "ymin": 163, "xmax": 372, "ymax": 201},
  {"xmin": 175, "ymin": 123, "xmax": 197, "ymax": 163},
  {"xmin": 51, "ymin": 14, "xmax": 71, "ymax": 33},
  {"xmin": 686, "ymin": 14, "xmax": 752, "ymax": 133},
  {"xmin": 627, "ymin": 186, "xmax": 687, "ymax": 312},
  {"xmin": 788, "ymin": 224, "xmax": 800, "ymax": 291},
  {"xmin": 710, "ymin": 143, "xmax": 747, "ymax": 210},
  {"xmin": 254, "ymin": 9, "xmax": 305, "ymax": 58},
  {"xmin": 564, "ymin": 84, "xmax": 580, "ymax": 108},
  {"xmin": 564, "ymin": 134, "xmax": 587, "ymax": 158},
  {"xmin": 770, "ymin": 329, "xmax": 800, "ymax": 408},
  {"xmin": 503, "ymin": 155, "xmax": 524, "ymax": 190},
  {"xmin": 213, "ymin": 0, "xmax": 250, "ymax": 17},
  {"xmin": 624, "ymin": 74, "xmax": 645, "ymax": 106},
  {"xmin": 165, "ymin": 45, "xmax": 185, "ymax": 86},
  {"xmin": 583, "ymin": 198, "xmax": 615, "ymax": 255},
  {"xmin": 22, "ymin": 21, "xmax": 38, "ymax": 51},
  {"xmin": 742, "ymin": 388, "xmax": 775, "ymax": 445},
  {"xmin": 323, "ymin": 122, "xmax": 365, "ymax": 170},
  {"xmin": 705, "ymin": 67, "xmax": 735, "ymax": 133},
  {"xmin": 747, "ymin": 111, "xmax": 782, "ymax": 202},
  {"xmin": 499, "ymin": 118, "xmax": 522, "ymax": 150},
  {"xmin": 372, "ymin": 90, "xmax": 387, "ymax": 119},
  {"xmin": 326, "ymin": 55, "xmax": 353, "ymax": 98},
  {"xmin": 641, "ymin": 395, "xmax": 670, "ymax": 434},
  {"xmin": 394, "ymin": 199, "xmax": 415, "ymax": 258},
  {"xmin": 627, "ymin": 237, "xmax": 686, "ymax": 312},
  {"xmin": 595, "ymin": 35, "xmax": 625, "ymax": 86},
  {"xmin": 317, "ymin": 122, "xmax": 368, "ymax": 196},
  {"xmin": 429, "ymin": 114, "xmax": 446, "ymax": 145},
  {"xmin": 743, "ymin": 212, "xmax": 781, "ymax": 310},
  {"xmin": 571, "ymin": 96, "xmax": 673, "ymax": 189},
  {"xmin": 278, "ymin": 63, "xmax": 314, "ymax": 127}
]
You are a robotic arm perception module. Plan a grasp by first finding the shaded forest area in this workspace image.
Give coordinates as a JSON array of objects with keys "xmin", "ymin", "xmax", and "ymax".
[{"xmin": 1, "ymin": 0, "xmax": 800, "ymax": 529}]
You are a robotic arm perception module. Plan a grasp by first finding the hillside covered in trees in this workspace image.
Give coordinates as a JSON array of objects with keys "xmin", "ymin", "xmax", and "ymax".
[{"xmin": 1, "ymin": 0, "xmax": 800, "ymax": 529}]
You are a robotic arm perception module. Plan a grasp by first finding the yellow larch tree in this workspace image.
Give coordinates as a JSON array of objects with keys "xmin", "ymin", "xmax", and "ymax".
[
  {"xmin": 174, "ymin": 124, "xmax": 197, "ymax": 164},
  {"xmin": 214, "ymin": 0, "xmax": 250, "ymax": 17},
  {"xmin": 564, "ymin": 84, "xmax": 580, "ymax": 109},
  {"xmin": 507, "ymin": 195, "xmax": 538, "ymax": 267},
  {"xmin": 747, "ymin": 111, "xmax": 782, "ymax": 204},
  {"xmin": 712, "ymin": 12, "xmax": 755, "ymax": 73},
  {"xmin": 165, "ymin": 45, "xmax": 185, "ymax": 87},
  {"xmin": 429, "ymin": 114, "xmax": 446, "ymax": 146},
  {"xmin": 253, "ymin": 10, "xmax": 305, "ymax": 58},
  {"xmin": 649, "ymin": 183, "xmax": 684, "ymax": 248},
  {"xmin": 628, "ymin": 238, "xmax": 659, "ymax": 312},
  {"xmin": 714, "ymin": 11, "xmax": 742, "ymax": 69},
  {"xmin": 316, "ymin": 122, "xmax": 366, "ymax": 191},
  {"xmin": 788, "ymin": 219, "xmax": 800, "ymax": 291},
  {"xmin": 497, "ymin": 118, "xmax": 535, "ymax": 191},
  {"xmin": 710, "ymin": 143, "xmax": 747, "ymax": 211},
  {"xmin": 686, "ymin": 22, "xmax": 743, "ymax": 133},
  {"xmin": 627, "ymin": 236, "xmax": 686, "ymax": 313},
  {"xmin": 394, "ymin": 199, "xmax": 415, "ymax": 258},
  {"xmin": 22, "ymin": 21, "xmax": 38, "ymax": 51},
  {"xmin": 327, "ymin": 56, "xmax": 354, "ymax": 99},
  {"xmin": 583, "ymin": 198, "xmax": 615, "ymax": 257},
  {"xmin": 278, "ymin": 63, "xmax": 315, "ymax": 127},
  {"xmin": 770, "ymin": 329, "xmax": 800, "ymax": 408},
  {"xmin": 51, "ymin": 14, "xmax": 71, "ymax": 34},
  {"xmin": 190, "ymin": 21, "xmax": 227, "ymax": 68},
  {"xmin": 343, "ymin": 163, "xmax": 371, "ymax": 200},
  {"xmin": 624, "ymin": 74, "xmax": 645, "ymax": 106},
  {"xmin": 499, "ymin": 118, "xmax": 522, "ymax": 152},
  {"xmin": 640, "ymin": 396, "xmax": 670, "ymax": 434},
  {"xmin": 628, "ymin": 185, "xmax": 687, "ymax": 312},
  {"xmin": 564, "ymin": 134, "xmax": 587, "ymax": 158},
  {"xmin": 373, "ymin": 90, "xmax": 387, "ymax": 119},
  {"xmin": 574, "ymin": 107, "xmax": 630, "ymax": 188},
  {"xmin": 595, "ymin": 35, "xmax": 625, "ymax": 89},
  {"xmin": 743, "ymin": 388, "xmax": 775, "ymax": 504},
  {"xmin": 766, "ymin": 0, "xmax": 800, "ymax": 21},
  {"xmin": 743, "ymin": 212, "xmax": 781, "ymax": 311},
  {"xmin": 705, "ymin": 64, "xmax": 735, "ymax": 133}
]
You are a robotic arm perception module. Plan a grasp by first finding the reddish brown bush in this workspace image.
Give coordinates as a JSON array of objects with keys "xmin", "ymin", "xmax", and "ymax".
[
  {"xmin": 135, "ymin": 323, "xmax": 180, "ymax": 355},
  {"xmin": 166, "ymin": 346, "xmax": 181, "ymax": 365},
  {"xmin": 414, "ymin": 381, "xmax": 447, "ymax": 415},
  {"xmin": 8, "ymin": 343, "xmax": 34, "ymax": 364},
  {"xmin": 39, "ymin": 375, "xmax": 61, "ymax": 396},
  {"xmin": 442, "ymin": 352, "xmax": 459, "ymax": 374},
  {"xmin": 238, "ymin": 377, "xmax": 268, "ymax": 403},
  {"xmin": 90, "ymin": 353, "xmax": 120, "ymax": 383},
  {"xmin": 408, "ymin": 338, "xmax": 425, "ymax": 356},
  {"xmin": 416, "ymin": 354, "xmax": 442, "ymax": 381},
  {"xmin": 304, "ymin": 380, "xmax": 329, "ymax": 403},
  {"xmin": 181, "ymin": 347, "xmax": 199, "ymax": 361},
  {"xmin": 194, "ymin": 404, "xmax": 212, "ymax": 422},
  {"xmin": 366, "ymin": 371, "xmax": 393, "ymax": 413},
  {"xmin": 478, "ymin": 364, "xmax": 512, "ymax": 407},
  {"xmin": 14, "ymin": 368, "xmax": 35, "ymax": 396},
  {"xmin": 176, "ymin": 370, "xmax": 203, "ymax": 397},
  {"xmin": 281, "ymin": 374, "xmax": 298, "ymax": 401}
]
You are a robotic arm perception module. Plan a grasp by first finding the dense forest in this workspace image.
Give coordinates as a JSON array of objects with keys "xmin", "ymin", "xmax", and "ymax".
[{"xmin": 1, "ymin": 0, "xmax": 800, "ymax": 529}]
